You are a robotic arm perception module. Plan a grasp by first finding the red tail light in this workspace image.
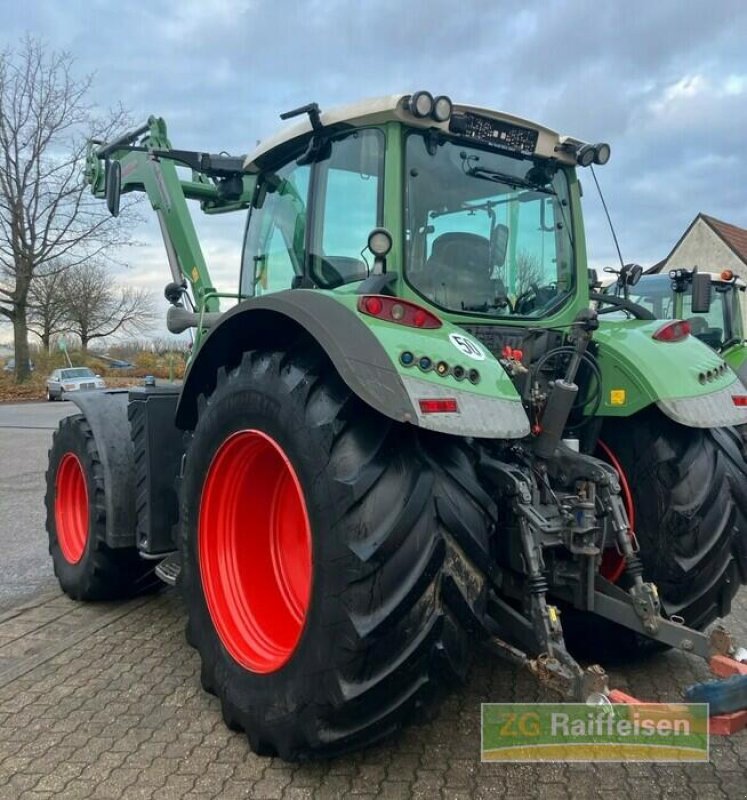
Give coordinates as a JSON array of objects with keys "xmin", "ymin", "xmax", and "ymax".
[
  {"xmin": 733, "ymin": 396, "xmax": 747, "ymax": 407},
  {"xmin": 358, "ymin": 295, "xmax": 442, "ymax": 329},
  {"xmin": 418, "ymin": 398, "xmax": 458, "ymax": 414},
  {"xmin": 652, "ymin": 320, "xmax": 690, "ymax": 342}
]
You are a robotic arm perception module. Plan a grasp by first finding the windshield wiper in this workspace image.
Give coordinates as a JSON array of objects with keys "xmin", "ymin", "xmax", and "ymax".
[{"xmin": 467, "ymin": 166, "xmax": 556, "ymax": 194}]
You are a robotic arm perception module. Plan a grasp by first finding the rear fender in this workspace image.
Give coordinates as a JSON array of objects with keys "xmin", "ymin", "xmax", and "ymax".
[
  {"xmin": 595, "ymin": 320, "xmax": 747, "ymax": 427},
  {"xmin": 175, "ymin": 290, "xmax": 530, "ymax": 439}
]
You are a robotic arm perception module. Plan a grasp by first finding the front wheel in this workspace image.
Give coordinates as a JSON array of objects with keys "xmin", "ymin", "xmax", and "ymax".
[
  {"xmin": 45, "ymin": 413, "xmax": 156, "ymax": 600},
  {"xmin": 181, "ymin": 349, "xmax": 494, "ymax": 759}
]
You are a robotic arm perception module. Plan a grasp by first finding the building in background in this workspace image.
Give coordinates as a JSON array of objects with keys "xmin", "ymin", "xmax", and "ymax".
[{"xmin": 648, "ymin": 213, "xmax": 747, "ymax": 277}]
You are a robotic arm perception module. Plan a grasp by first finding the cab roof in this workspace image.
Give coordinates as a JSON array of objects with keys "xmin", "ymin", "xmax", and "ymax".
[{"xmin": 243, "ymin": 93, "xmax": 580, "ymax": 172}]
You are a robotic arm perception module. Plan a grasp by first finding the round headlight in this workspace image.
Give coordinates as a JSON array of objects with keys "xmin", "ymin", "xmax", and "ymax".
[
  {"xmin": 593, "ymin": 143, "xmax": 611, "ymax": 165},
  {"xmin": 409, "ymin": 90, "xmax": 434, "ymax": 118},
  {"xmin": 432, "ymin": 95, "xmax": 452, "ymax": 122},
  {"xmin": 576, "ymin": 144, "xmax": 596, "ymax": 168},
  {"xmin": 368, "ymin": 227, "xmax": 393, "ymax": 257}
]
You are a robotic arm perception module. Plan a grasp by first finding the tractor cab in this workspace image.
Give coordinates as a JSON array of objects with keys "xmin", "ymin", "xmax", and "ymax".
[{"xmin": 238, "ymin": 93, "xmax": 602, "ymax": 340}]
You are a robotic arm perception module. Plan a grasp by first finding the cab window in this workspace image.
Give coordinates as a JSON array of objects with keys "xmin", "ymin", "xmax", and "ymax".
[
  {"xmin": 240, "ymin": 128, "xmax": 385, "ymax": 296},
  {"xmin": 309, "ymin": 129, "xmax": 385, "ymax": 288},
  {"xmin": 240, "ymin": 161, "xmax": 310, "ymax": 297}
]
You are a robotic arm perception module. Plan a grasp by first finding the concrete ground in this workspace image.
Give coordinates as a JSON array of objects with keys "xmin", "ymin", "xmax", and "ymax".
[
  {"xmin": 1, "ymin": 402, "xmax": 747, "ymax": 799},
  {"xmin": 0, "ymin": 401, "xmax": 74, "ymax": 611}
]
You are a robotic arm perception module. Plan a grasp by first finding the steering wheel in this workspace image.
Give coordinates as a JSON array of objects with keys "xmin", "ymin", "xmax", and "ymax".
[
  {"xmin": 515, "ymin": 282, "xmax": 560, "ymax": 315},
  {"xmin": 513, "ymin": 283, "xmax": 540, "ymax": 315}
]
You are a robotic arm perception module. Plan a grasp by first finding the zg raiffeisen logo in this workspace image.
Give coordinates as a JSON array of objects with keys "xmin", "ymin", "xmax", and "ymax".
[{"xmin": 481, "ymin": 703, "xmax": 709, "ymax": 762}]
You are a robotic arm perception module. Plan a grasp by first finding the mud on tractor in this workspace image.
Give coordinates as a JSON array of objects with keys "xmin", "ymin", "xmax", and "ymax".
[{"xmin": 46, "ymin": 93, "xmax": 747, "ymax": 759}]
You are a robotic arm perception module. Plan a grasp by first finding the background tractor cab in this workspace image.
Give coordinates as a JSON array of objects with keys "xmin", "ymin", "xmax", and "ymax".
[{"xmin": 600, "ymin": 267, "xmax": 747, "ymax": 379}]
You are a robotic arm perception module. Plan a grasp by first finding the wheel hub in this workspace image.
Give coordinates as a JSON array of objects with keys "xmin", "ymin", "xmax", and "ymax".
[
  {"xmin": 54, "ymin": 453, "xmax": 89, "ymax": 564},
  {"xmin": 199, "ymin": 430, "xmax": 313, "ymax": 673}
]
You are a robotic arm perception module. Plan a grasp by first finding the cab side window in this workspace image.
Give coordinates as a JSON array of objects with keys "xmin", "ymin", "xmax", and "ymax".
[
  {"xmin": 240, "ymin": 128, "xmax": 384, "ymax": 295},
  {"xmin": 310, "ymin": 129, "xmax": 384, "ymax": 288},
  {"xmin": 241, "ymin": 161, "xmax": 310, "ymax": 297}
]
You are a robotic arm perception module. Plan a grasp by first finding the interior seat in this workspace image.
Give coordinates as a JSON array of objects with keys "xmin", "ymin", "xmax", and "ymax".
[{"xmin": 422, "ymin": 232, "xmax": 492, "ymax": 309}]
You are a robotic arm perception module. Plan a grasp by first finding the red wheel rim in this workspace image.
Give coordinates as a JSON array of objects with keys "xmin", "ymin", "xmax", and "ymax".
[
  {"xmin": 54, "ymin": 453, "xmax": 89, "ymax": 564},
  {"xmin": 199, "ymin": 430, "xmax": 313, "ymax": 673},
  {"xmin": 596, "ymin": 439, "xmax": 635, "ymax": 582}
]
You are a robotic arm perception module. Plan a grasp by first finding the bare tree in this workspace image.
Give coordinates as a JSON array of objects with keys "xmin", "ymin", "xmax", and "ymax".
[
  {"xmin": 514, "ymin": 251, "xmax": 545, "ymax": 297},
  {"xmin": 0, "ymin": 37, "xmax": 134, "ymax": 381},
  {"xmin": 63, "ymin": 261, "xmax": 154, "ymax": 352},
  {"xmin": 27, "ymin": 267, "xmax": 70, "ymax": 352}
]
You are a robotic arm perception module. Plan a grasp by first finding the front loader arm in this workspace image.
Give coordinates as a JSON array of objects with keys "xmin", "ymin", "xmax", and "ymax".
[{"xmin": 84, "ymin": 116, "xmax": 255, "ymax": 314}]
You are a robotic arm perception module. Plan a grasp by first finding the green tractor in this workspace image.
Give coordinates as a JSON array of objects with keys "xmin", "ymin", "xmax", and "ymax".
[
  {"xmin": 46, "ymin": 93, "xmax": 747, "ymax": 759},
  {"xmin": 601, "ymin": 265, "xmax": 747, "ymax": 383}
]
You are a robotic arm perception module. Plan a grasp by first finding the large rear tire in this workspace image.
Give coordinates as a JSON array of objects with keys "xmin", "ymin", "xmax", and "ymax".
[
  {"xmin": 45, "ymin": 413, "xmax": 156, "ymax": 600},
  {"xmin": 180, "ymin": 348, "xmax": 494, "ymax": 760},
  {"xmin": 572, "ymin": 410, "xmax": 747, "ymax": 658}
]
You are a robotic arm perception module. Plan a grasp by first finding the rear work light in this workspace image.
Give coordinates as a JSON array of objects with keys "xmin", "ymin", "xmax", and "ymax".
[
  {"xmin": 652, "ymin": 320, "xmax": 690, "ymax": 342},
  {"xmin": 733, "ymin": 396, "xmax": 747, "ymax": 407},
  {"xmin": 418, "ymin": 398, "xmax": 458, "ymax": 414},
  {"xmin": 358, "ymin": 295, "xmax": 442, "ymax": 329}
]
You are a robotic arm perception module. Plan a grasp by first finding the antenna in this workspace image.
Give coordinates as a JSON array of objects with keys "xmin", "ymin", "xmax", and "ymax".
[{"xmin": 590, "ymin": 165, "xmax": 625, "ymax": 272}]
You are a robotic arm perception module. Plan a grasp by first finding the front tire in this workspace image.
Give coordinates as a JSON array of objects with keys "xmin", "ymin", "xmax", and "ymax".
[
  {"xmin": 45, "ymin": 413, "xmax": 156, "ymax": 600},
  {"xmin": 181, "ymin": 349, "xmax": 494, "ymax": 760}
]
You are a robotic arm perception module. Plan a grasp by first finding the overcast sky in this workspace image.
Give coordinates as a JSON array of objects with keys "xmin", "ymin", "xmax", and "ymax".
[{"xmin": 1, "ymin": 0, "xmax": 746, "ymax": 339}]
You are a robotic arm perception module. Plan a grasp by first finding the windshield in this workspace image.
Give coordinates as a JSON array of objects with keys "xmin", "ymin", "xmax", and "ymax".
[
  {"xmin": 405, "ymin": 133, "xmax": 575, "ymax": 318},
  {"xmin": 62, "ymin": 368, "xmax": 95, "ymax": 379}
]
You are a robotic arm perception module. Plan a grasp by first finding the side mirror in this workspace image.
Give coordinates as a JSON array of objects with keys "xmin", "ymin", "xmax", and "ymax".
[
  {"xmin": 691, "ymin": 272, "xmax": 712, "ymax": 313},
  {"xmin": 588, "ymin": 268, "xmax": 601, "ymax": 289},
  {"xmin": 490, "ymin": 224, "xmax": 509, "ymax": 269},
  {"xmin": 627, "ymin": 264, "xmax": 643, "ymax": 287},
  {"xmin": 105, "ymin": 160, "xmax": 121, "ymax": 217}
]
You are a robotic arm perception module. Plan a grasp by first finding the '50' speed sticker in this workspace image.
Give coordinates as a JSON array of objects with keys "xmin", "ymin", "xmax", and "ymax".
[{"xmin": 448, "ymin": 333, "xmax": 485, "ymax": 361}]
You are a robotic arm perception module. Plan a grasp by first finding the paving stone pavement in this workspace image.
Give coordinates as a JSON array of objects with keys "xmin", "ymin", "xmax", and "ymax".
[{"xmin": 0, "ymin": 587, "xmax": 746, "ymax": 799}]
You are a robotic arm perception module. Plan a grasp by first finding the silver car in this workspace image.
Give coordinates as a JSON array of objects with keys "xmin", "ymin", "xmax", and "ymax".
[{"xmin": 46, "ymin": 367, "xmax": 106, "ymax": 401}]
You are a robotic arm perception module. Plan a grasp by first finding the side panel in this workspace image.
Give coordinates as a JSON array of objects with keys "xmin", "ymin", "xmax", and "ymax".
[
  {"xmin": 175, "ymin": 290, "xmax": 530, "ymax": 439},
  {"xmin": 594, "ymin": 320, "xmax": 747, "ymax": 427},
  {"xmin": 68, "ymin": 391, "xmax": 136, "ymax": 548}
]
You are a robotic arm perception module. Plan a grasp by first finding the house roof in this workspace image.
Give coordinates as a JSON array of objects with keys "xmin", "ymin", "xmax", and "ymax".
[
  {"xmin": 702, "ymin": 214, "xmax": 747, "ymax": 264},
  {"xmin": 647, "ymin": 213, "xmax": 747, "ymax": 273}
]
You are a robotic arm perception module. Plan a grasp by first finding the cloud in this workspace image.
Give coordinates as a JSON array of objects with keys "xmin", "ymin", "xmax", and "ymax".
[{"xmin": 0, "ymin": 0, "xmax": 743, "ymax": 332}]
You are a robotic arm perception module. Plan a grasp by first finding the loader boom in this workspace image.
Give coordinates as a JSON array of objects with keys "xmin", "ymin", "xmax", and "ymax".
[{"xmin": 84, "ymin": 116, "xmax": 255, "ymax": 315}]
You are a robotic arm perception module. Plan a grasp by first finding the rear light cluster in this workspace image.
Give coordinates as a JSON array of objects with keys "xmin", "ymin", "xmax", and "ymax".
[
  {"xmin": 399, "ymin": 351, "xmax": 480, "ymax": 384},
  {"xmin": 733, "ymin": 396, "xmax": 747, "ymax": 407},
  {"xmin": 357, "ymin": 295, "xmax": 442, "ymax": 329},
  {"xmin": 652, "ymin": 320, "xmax": 690, "ymax": 342},
  {"xmin": 698, "ymin": 363, "xmax": 728, "ymax": 384}
]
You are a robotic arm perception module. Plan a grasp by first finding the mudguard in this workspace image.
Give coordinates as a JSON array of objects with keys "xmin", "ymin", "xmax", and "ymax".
[
  {"xmin": 67, "ymin": 390, "xmax": 136, "ymax": 548},
  {"xmin": 175, "ymin": 290, "xmax": 530, "ymax": 439},
  {"xmin": 595, "ymin": 320, "xmax": 747, "ymax": 428}
]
